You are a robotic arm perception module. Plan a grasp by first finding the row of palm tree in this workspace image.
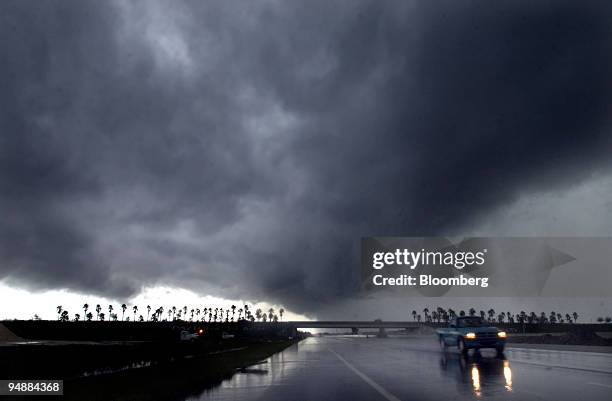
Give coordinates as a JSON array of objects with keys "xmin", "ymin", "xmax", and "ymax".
[
  {"xmin": 410, "ymin": 307, "xmax": 585, "ymax": 324},
  {"xmin": 54, "ymin": 304, "xmax": 286, "ymax": 323}
]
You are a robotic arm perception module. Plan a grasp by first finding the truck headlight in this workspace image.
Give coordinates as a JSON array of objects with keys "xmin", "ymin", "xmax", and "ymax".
[
  {"xmin": 498, "ymin": 331, "xmax": 507, "ymax": 338},
  {"xmin": 465, "ymin": 332, "xmax": 476, "ymax": 339}
]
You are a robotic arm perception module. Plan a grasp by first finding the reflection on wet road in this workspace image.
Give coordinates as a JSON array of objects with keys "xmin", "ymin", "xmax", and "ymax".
[{"xmin": 189, "ymin": 336, "xmax": 612, "ymax": 401}]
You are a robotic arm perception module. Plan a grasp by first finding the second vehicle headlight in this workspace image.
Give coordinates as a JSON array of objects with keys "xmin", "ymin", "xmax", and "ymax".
[
  {"xmin": 498, "ymin": 331, "xmax": 507, "ymax": 338},
  {"xmin": 465, "ymin": 332, "xmax": 477, "ymax": 339}
]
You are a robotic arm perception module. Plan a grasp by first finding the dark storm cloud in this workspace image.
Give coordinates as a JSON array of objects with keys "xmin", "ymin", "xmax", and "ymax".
[{"xmin": 0, "ymin": 1, "xmax": 610, "ymax": 313}]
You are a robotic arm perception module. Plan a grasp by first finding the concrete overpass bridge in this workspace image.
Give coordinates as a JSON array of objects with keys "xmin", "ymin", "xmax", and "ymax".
[
  {"xmin": 288, "ymin": 321, "xmax": 424, "ymax": 336},
  {"xmin": 289, "ymin": 321, "xmax": 421, "ymax": 329}
]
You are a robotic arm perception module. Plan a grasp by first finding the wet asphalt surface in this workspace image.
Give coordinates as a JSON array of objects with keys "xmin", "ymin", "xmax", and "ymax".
[{"xmin": 188, "ymin": 336, "xmax": 612, "ymax": 401}]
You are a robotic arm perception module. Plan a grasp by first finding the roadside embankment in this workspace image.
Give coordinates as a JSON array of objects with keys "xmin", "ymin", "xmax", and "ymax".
[
  {"xmin": 0, "ymin": 337, "xmax": 296, "ymax": 380},
  {"xmin": 507, "ymin": 331, "xmax": 612, "ymax": 347},
  {"xmin": 507, "ymin": 343, "xmax": 612, "ymax": 353},
  {"xmin": 62, "ymin": 340, "xmax": 296, "ymax": 401},
  {"xmin": 0, "ymin": 323, "xmax": 24, "ymax": 341}
]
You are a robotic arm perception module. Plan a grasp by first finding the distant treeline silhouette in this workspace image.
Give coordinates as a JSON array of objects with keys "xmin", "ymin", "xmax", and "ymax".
[
  {"xmin": 36, "ymin": 305, "xmax": 611, "ymax": 324},
  {"xmin": 410, "ymin": 307, "xmax": 611, "ymax": 324},
  {"xmin": 48, "ymin": 304, "xmax": 285, "ymax": 323}
]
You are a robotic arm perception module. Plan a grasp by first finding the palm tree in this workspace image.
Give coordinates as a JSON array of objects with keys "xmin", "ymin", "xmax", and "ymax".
[
  {"xmin": 279, "ymin": 308, "xmax": 284, "ymax": 322},
  {"xmin": 256, "ymin": 308, "xmax": 262, "ymax": 321},
  {"xmin": 231, "ymin": 305, "xmax": 236, "ymax": 320},
  {"xmin": 139, "ymin": 315, "xmax": 144, "ymax": 322},
  {"xmin": 108, "ymin": 305, "xmax": 114, "ymax": 319},
  {"xmin": 86, "ymin": 312, "xmax": 93, "ymax": 321},
  {"xmin": 412, "ymin": 310, "xmax": 417, "ymax": 321},
  {"xmin": 459, "ymin": 310, "xmax": 466, "ymax": 317},
  {"xmin": 526, "ymin": 312, "xmax": 533, "ymax": 324},
  {"xmin": 83, "ymin": 303, "xmax": 89, "ymax": 317},
  {"xmin": 96, "ymin": 304, "xmax": 102, "ymax": 320},
  {"xmin": 572, "ymin": 312, "xmax": 578, "ymax": 323},
  {"xmin": 238, "ymin": 308, "xmax": 243, "ymax": 321},
  {"xmin": 268, "ymin": 308, "xmax": 275, "ymax": 322},
  {"xmin": 74, "ymin": 313, "xmax": 81, "ymax": 322},
  {"xmin": 99, "ymin": 312, "xmax": 105, "ymax": 321},
  {"xmin": 56, "ymin": 305, "xmax": 63, "ymax": 320},
  {"xmin": 196, "ymin": 309, "xmax": 200, "ymax": 320},
  {"xmin": 147, "ymin": 305, "xmax": 151, "ymax": 321},
  {"xmin": 133, "ymin": 305, "xmax": 138, "ymax": 321},
  {"xmin": 172, "ymin": 306, "xmax": 177, "ymax": 321},
  {"xmin": 436, "ymin": 307, "xmax": 445, "ymax": 323},
  {"xmin": 121, "ymin": 304, "xmax": 127, "ymax": 321},
  {"xmin": 244, "ymin": 305, "xmax": 249, "ymax": 319},
  {"xmin": 183, "ymin": 306, "xmax": 187, "ymax": 317},
  {"xmin": 487, "ymin": 309, "xmax": 495, "ymax": 322},
  {"xmin": 468, "ymin": 308, "xmax": 476, "ymax": 317},
  {"xmin": 60, "ymin": 310, "xmax": 69, "ymax": 322}
]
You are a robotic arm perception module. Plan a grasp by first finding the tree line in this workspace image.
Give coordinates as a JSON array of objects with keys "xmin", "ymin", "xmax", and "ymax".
[
  {"xmin": 411, "ymin": 307, "xmax": 611, "ymax": 324},
  {"xmin": 50, "ymin": 304, "xmax": 285, "ymax": 323}
]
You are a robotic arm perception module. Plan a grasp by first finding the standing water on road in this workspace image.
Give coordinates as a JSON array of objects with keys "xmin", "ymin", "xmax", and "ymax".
[{"xmin": 188, "ymin": 336, "xmax": 612, "ymax": 401}]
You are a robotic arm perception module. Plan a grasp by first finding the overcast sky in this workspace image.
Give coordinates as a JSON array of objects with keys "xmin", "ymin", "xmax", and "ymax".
[{"xmin": 1, "ymin": 1, "xmax": 611, "ymax": 320}]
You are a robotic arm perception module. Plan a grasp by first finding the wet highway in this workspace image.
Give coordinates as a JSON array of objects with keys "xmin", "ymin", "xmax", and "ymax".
[{"xmin": 190, "ymin": 336, "xmax": 612, "ymax": 401}]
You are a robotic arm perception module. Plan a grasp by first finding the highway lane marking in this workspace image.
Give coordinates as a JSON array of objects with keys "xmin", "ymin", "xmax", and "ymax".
[
  {"xmin": 588, "ymin": 382, "xmax": 612, "ymax": 388},
  {"xmin": 328, "ymin": 347, "xmax": 401, "ymax": 401}
]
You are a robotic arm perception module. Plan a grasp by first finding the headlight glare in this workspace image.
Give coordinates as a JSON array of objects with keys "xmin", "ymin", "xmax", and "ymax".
[
  {"xmin": 465, "ymin": 332, "xmax": 476, "ymax": 339},
  {"xmin": 498, "ymin": 331, "xmax": 507, "ymax": 338}
]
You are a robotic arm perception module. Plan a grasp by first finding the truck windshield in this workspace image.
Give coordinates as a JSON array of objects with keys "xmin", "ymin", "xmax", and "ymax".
[{"xmin": 457, "ymin": 317, "xmax": 485, "ymax": 327}]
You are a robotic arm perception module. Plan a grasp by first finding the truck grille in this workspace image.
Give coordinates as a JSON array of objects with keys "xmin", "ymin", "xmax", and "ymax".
[{"xmin": 477, "ymin": 332, "xmax": 498, "ymax": 339}]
